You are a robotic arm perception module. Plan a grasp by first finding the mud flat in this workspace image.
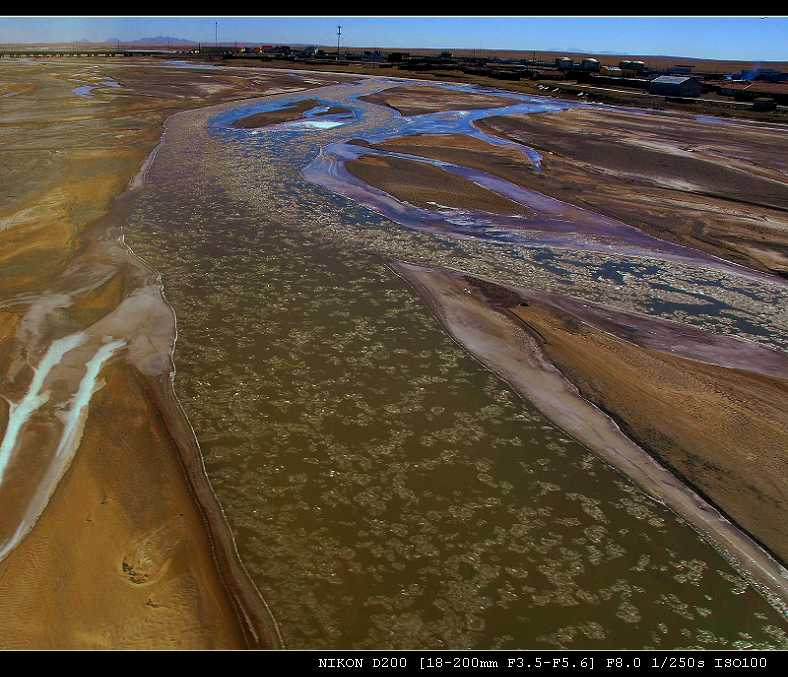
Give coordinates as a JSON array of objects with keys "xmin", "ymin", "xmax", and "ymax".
[
  {"xmin": 0, "ymin": 59, "xmax": 353, "ymax": 648},
  {"xmin": 475, "ymin": 108, "xmax": 788, "ymax": 277},
  {"xmin": 360, "ymin": 84, "xmax": 520, "ymax": 116},
  {"xmin": 392, "ymin": 261, "xmax": 788, "ymax": 609}
]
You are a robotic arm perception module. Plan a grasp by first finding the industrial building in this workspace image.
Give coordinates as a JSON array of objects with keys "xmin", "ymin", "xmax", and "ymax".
[
  {"xmin": 717, "ymin": 81, "xmax": 788, "ymax": 104},
  {"xmin": 648, "ymin": 75, "xmax": 703, "ymax": 98}
]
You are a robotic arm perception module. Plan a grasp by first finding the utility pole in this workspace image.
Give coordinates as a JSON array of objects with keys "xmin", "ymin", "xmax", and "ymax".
[
  {"xmin": 336, "ymin": 24, "xmax": 341, "ymax": 61},
  {"xmin": 215, "ymin": 21, "xmax": 218, "ymax": 48}
]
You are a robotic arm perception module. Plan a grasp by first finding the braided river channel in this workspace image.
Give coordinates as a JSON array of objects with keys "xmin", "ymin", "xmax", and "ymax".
[{"xmin": 124, "ymin": 76, "xmax": 788, "ymax": 649}]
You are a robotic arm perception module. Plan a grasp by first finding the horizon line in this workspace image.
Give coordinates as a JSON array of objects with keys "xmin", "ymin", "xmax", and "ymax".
[{"xmin": 3, "ymin": 38, "xmax": 787, "ymax": 64}]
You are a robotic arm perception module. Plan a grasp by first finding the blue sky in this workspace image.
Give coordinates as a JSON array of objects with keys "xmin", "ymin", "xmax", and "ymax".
[{"xmin": 2, "ymin": 16, "xmax": 787, "ymax": 61}]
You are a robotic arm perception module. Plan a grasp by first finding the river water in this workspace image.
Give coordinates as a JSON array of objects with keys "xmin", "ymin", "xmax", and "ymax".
[{"xmin": 124, "ymin": 78, "xmax": 788, "ymax": 649}]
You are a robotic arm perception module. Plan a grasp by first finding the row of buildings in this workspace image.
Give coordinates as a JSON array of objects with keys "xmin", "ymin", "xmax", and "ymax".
[
  {"xmin": 195, "ymin": 44, "xmax": 787, "ymax": 107},
  {"xmin": 554, "ymin": 55, "xmax": 787, "ymax": 105}
]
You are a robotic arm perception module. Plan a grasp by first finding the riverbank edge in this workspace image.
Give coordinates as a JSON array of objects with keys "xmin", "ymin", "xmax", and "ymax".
[{"xmin": 117, "ymin": 110, "xmax": 286, "ymax": 649}]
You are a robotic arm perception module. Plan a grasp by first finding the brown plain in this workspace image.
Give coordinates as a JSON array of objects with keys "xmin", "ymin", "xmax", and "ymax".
[{"xmin": 333, "ymin": 47, "xmax": 788, "ymax": 74}]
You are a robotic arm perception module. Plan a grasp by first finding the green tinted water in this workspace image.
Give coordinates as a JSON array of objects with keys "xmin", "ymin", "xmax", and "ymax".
[{"xmin": 125, "ymin": 83, "xmax": 788, "ymax": 648}]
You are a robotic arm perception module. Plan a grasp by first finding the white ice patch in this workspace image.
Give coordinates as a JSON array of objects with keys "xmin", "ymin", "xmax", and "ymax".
[
  {"xmin": 0, "ymin": 333, "xmax": 87, "ymax": 485},
  {"xmin": 0, "ymin": 337, "xmax": 126, "ymax": 562},
  {"xmin": 53, "ymin": 338, "xmax": 126, "ymax": 465},
  {"xmin": 292, "ymin": 119, "xmax": 347, "ymax": 130}
]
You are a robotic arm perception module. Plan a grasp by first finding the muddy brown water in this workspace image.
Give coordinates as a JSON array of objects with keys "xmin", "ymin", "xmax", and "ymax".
[{"xmin": 124, "ymin": 81, "xmax": 788, "ymax": 648}]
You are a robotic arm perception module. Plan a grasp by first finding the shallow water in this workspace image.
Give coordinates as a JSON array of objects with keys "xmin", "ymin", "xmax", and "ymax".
[
  {"xmin": 125, "ymin": 80, "xmax": 788, "ymax": 648},
  {"xmin": 304, "ymin": 139, "xmax": 736, "ymax": 268},
  {"xmin": 71, "ymin": 77, "xmax": 120, "ymax": 97}
]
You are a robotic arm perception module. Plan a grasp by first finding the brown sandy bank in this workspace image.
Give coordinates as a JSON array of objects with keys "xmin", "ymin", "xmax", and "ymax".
[
  {"xmin": 233, "ymin": 98, "xmax": 320, "ymax": 128},
  {"xmin": 476, "ymin": 109, "xmax": 788, "ymax": 276},
  {"xmin": 345, "ymin": 152, "xmax": 529, "ymax": 215},
  {"xmin": 360, "ymin": 84, "xmax": 519, "ymax": 116},
  {"xmin": 231, "ymin": 97, "xmax": 350, "ymax": 128},
  {"xmin": 508, "ymin": 303, "xmax": 788, "ymax": 566},
  {"xmin": 0, "ymin": 361, "xmax": 245, "ymax": 648},
  {"xmin": 364, "ymin": 133, "xmax": 538, "ymax": 182},
  {"xmin": 392, "ymin": 261, "xmax": 788, "ymax": 608}
]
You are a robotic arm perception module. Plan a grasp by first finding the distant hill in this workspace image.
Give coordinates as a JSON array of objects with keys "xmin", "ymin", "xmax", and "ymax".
[{"xmin": 107, "ymin": 36, "xmax": 197, "ymax": 46}]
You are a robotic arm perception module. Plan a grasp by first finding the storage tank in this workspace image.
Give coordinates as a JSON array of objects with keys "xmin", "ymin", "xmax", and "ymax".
[
  {"xmin": 581, "ymin": 58, "xmax": 600, "ymax": 72},
  {"xmin": 556, "ymin": 57, "xmax": 573, "ymax": 70},
  {"xmin": 648, "ymin": 75, "xmax": 702, "ymax": 98}
]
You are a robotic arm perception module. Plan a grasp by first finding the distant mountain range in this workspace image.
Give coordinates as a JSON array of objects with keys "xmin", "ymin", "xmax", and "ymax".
[{"xmin": 106, "ymin": 36, "xmax": 197, "ymax": 45}]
